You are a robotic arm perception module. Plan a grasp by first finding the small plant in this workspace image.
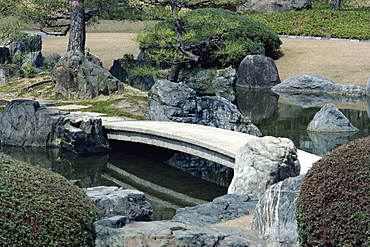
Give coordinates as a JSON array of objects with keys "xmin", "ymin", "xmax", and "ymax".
[
  {"xmin": 0, "ymin": 153, "xmax": 99, "ymax": 246},
  {"xmin": 22, "ymin": 66, "xmax": 37, "ymax": 78},
  {"xmin": 296, "ymin": 136, "xmax": 370, "ymax": 246}
]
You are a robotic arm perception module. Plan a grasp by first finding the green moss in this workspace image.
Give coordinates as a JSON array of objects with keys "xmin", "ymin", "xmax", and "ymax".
[
  {"xmin": 0, "ymin": 153, "xmax": 99, "ymax": 246},
  {"xmin": 297, "ymin": 136, "xmax": 370, "ymax": 246}
]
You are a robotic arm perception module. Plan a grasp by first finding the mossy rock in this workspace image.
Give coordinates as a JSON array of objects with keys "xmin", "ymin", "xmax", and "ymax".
[
  {"xmin": 0, "ymin": 153, "xmax": 99, "ymax": 246},
  {"xmin": 297, "ymin": 137, "xmax": 370, "ymax": 246}
]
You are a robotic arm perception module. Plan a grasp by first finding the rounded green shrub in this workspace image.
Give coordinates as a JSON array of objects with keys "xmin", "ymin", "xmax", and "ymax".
[
  {"xmin": 137, "ymin": 8, "xmax": 281, "ymax": 69},
  {"xmin": 0, "ymin": 153, "xmax": 99, "ymax": 246},
  {"xmin": 297, "ymin": 137, "xmax": 370, "ymax": 246}
]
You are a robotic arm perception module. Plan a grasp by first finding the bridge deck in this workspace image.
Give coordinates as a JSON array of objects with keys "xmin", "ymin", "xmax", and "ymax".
[{"xmin": 102, "ymin": 119, "xmax": 321, "ymax": 174}]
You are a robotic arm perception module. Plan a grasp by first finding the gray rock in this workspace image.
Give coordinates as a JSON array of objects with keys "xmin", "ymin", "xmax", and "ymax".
[
  {"xmin": 43, "ymin": 53, "xmax": 61, "ymax": 69},
  {"xmin": 228, "ymin": 136, "xmax": 300, "ymax": 198},
  {"xmin": 147, "ymin": 79, "xmax": 261, "ymax": 135},
  {"xmin": 272, "ymin": 73, "xmax": 335, "ymax": 92},
  {"xmin": 272, "ymin": 73, "xmax": 365, "ymax": 98},
  {"xmin": 172, "ymin": 194, "xmax": 258, "ymax": 226},
  {"xmin": 110, "ymin": 58, "xmax": 155, "ymax": 91},
  {"xmin": 366, "ymin": 77, "xmax": 370, "ymax": 95},
  {"xmin": 237, "ymin": 0, "xmax": 311, "ymax": 14},
  {"xmin": 252, "ymin": 175, "xmax": 305, "ymax": 247},
  {"xmin": 0, "ymin": 47, "xmax": 10, "ymax": 64},
  {"xmin": 331, "ymin": 83, "xmax": 365, "ymax": 97},
  {"xmin": 95, "ymin": 216, "xmax": 132, "ymax": 228},
  {"xmin": 55, "ymin": 113, "xmax": 109, "ymax": 154},
  {"xmin": 85, "ymin": 186, "xmax": 153, "ymax": 221},
  {"xmin": 236, "ymin": 55, "xmax": 280, "ymax": 89},
  {"xmin": 9, "ymin": 35, "xmax": 43, "ymax": 68},
  {"xmin": 95, "ymin": 220, "xmax": 267, "ymax": 247},
  {"xmin": 0, "ymin": 100, "xmax": 109, "ymax": 154},
  {"xmin": 187, "ymin": 67, "xmax": 236, "ymax": 102},
  {"xmin": 0, "ymin": 100, "xmax": 66, "ymax": 147},
  {"xmin": 307, "ymin": 103, "xmax": 359, "ymax": 132},
  {"xmin": 52, "ymin": 50, "xmax": 125, "ymax": 100}
]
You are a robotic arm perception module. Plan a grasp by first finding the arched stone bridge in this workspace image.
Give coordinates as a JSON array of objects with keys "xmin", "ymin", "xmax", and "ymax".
[{"xmin": 102, "ymin": 119, "xmax": 321, "ymax": 174}]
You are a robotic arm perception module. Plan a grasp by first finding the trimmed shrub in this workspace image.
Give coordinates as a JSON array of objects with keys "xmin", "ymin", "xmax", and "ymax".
[
  {"xmin": 297, "ymin": 137, "xmax": 370, "ymax": 246},
  {"xmin": 137, "ymin": 8, "xmax": 281, "ymax": 69},
  {"xmin": 0, "ymin": 153, "xmax": 99, "ymax": 246}
]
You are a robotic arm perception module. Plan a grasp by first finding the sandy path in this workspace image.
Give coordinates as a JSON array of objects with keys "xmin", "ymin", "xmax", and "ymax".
[
  {"xmin": 275, "ymin": 38, "xmax": 370, "ymax": 86},
  {"xmin": 42, "ymin": 34, "xmax": 370, "ymax": 86}
]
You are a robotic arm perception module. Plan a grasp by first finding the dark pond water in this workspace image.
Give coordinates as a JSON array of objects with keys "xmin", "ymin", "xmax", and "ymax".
[{"xmin": 1, "ymin": 88, "xmax": 369, "ymax": 220}]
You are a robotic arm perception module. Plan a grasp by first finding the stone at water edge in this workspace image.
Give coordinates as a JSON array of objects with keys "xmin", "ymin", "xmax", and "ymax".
[
  {"xmin": 85, "ymin": 186, "xmax": 153, "ymax": 221},
  {"xmin": 252, "ymin": 175, "xmax": 305, "ymax": 247},
  {"xmin": 236, "ymin": 55, "xmax": 280, "ymax": 89},
  {"xmin": 307, "ymin": 103, "xmax": 359, "ymax": 132}
]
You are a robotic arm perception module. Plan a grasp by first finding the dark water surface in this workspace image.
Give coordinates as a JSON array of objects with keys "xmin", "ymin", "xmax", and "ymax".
[{"xmin": 1, "ymin": 89, "xmax": 369, "ymax": 220}]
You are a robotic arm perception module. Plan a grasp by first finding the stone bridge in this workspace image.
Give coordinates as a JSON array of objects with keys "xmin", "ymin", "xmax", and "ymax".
[{"xmin": 102, "ymin": 119, "xmax": 321, "ymax": 174}]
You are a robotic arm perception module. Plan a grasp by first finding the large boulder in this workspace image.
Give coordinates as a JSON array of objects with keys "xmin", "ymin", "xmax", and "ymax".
[
  {"xmin": 85, "ymin": 186, "xmax": 153, "ymax": 221},
  {"xmin": 252, "ymin": 175, "xmax": 305, "ymax": 247},
  {"xmin": 9, "ymin": 35, "xmax": 43, "ymax": 68},
  {"xmin": 147, "ymin": 79, "xmax": 261, "ymax": 135},
  {"xmin": 0, "ymin": 100, "xmax": 67, "ymax": 147},
  {"xmin": 95, "ymin": 220, "xmax": 267, "ymax": 247},
  {"xmin": 307, "ymin": 103, "xmax": 359, "ymax": 132},
  {"xmin": 272, "ymin": 73, "xmax": 335, "ymax": 92},
  {"xmin": 272, "ymin": 73, "xmax": 365, "ymax": 98},
  {"xmin": 52, "ymin": 50, "xmax": 125, "ymax": 100},
  {"xmin": 172, "ymin": 194, "xmax": 258, "ymax": 226},
  {"xmin": 228, "ymin": 136, "xmax": 300, "ymax": 198},
  {"xmin": 237, "ymin": 0, "xmax": 311, "ymax": 14},
  {"xmin": 236, "ymin": 55, "xmax": 280, "ymax": 89},
  {"xmin": 0, "ymin": 100, "xmax": 109, "ymax": 155}
]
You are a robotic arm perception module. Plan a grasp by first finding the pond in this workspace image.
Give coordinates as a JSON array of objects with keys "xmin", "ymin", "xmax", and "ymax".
[{"xmin": 1, "ymin": 88, "xmax": 369, "ymax": 220}]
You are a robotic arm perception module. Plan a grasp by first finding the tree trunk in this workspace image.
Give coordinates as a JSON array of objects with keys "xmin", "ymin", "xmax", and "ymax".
[
  {"xmin": 332, "ymin": 0, "xmax": 341, "ymax": 10},
  {"xmin": 68, "ymin": 0, "xmax": 86, "ymax": 53},
  {"xmin": 168, "ymin": 62, "xmax": 182, "ymax": 82}
]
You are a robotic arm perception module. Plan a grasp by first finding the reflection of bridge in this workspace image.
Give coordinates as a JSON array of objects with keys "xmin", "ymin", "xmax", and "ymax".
[{"xmin": 102, "ymin": 120, "xmax": 321, "ymax": 174}]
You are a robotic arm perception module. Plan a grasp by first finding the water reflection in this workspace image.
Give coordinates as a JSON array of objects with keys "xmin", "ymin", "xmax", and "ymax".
[
  {"xmin": 235, "ymin": 87, "xmax": 370, "ymax": 157},
  {"xmin": 0, "ymin": 145, "xmax": 108, "ymax": 188},
  {"xmin": 0, "ymin": 143, "xmax": 229, "ymax": 221}
]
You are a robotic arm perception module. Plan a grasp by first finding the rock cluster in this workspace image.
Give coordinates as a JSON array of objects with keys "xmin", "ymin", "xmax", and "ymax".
[
  {"xmin": 0, "ymin": 100, "xmax": 109, "ymax": 154},
  {"xmin": 147, "ymin": 79, "xmax": 261, "ymax": 135},
  {"xmin": 52, "ymin": 50, "xmax": 125, "ymax": 100}
]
